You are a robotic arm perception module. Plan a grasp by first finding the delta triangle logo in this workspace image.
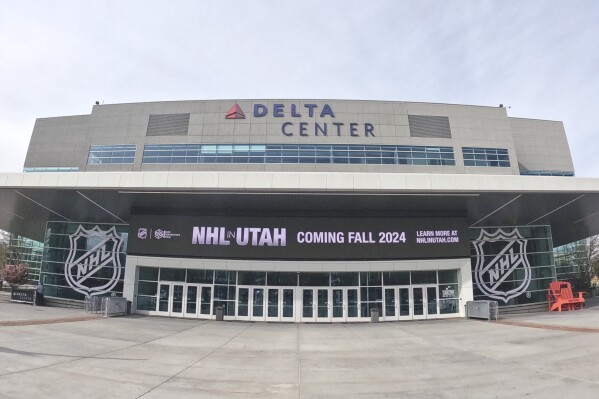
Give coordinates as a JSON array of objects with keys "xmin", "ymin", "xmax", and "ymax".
[{"xmin": 225, "ymin": 103, "xmax": 245, "ymax": 119}]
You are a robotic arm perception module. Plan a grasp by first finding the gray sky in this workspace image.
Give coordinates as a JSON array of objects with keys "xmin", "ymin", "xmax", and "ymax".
[{"xmin": 1, "ymin": 1, "xmax": 597, "ymax": 175}]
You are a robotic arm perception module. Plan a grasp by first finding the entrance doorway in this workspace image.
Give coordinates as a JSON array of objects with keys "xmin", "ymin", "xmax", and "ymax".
[
  {"xmin": 300, "ymin": 288, "xmax": 332, "ymax": 322},
  {"xmin": 331, "ymin": 288, "xmax": 360, "ymax": 322},
  {"xmin": 237, "ymin": 286, "xmax": 266, "ymax": 321},
  {"xmin": 266, "ymin": 287, "xmax": 295, "ymax": 322},
  {"xmin": 183, "ymin": 284, "xmax": 213, "ymax": 319},
  {"xmin": 158, "ymin": 283, "xmax": 212, "ymax": 318},
  {"xmin": 157, "ymin": 283, "xmax": 184, "ymax": 317},
  {"xmin": 383, "ymin": 285, "xmax": 438, "ymax": 320},
  {"xmin": 237, "ymin": 286, "xmax": 296, "ymax": 322}
]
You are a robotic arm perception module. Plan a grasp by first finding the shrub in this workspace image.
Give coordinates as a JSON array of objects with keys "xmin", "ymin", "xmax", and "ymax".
[{"xmin": 1, "ymin": 264, "xmax": 29, "ymax": 287}]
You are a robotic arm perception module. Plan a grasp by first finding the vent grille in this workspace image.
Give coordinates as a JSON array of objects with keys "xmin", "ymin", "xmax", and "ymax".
[
  {"xmin": 408, "ymin": 115, "xmax": 452, "ymax": 138},
  {"xmin": 146, "ymin": 113, "xmax": 190, "ymax": 136}
]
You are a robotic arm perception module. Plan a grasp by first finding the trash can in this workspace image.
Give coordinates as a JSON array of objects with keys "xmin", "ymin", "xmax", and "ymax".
[
  {"xmin": 215, "ymin": 306, "xmax": 224, "ymax": 321},
  {"xmin": 370, "ymin": 308, "xmax": 380, "ymax": 323},
  {"xmin": 126, "ymin": 301, "xmax": 132, "ymax": 315}
]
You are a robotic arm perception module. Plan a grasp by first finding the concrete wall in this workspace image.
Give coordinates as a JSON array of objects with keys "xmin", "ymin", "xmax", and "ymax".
[
  {"xmin": 509, "ymin": 117, "xmax": 574, "ymax": 174},
  {"xmin": 23, "ymin": 100, "xmax": 570, "ymax": 176},
  {"xmin": 24, "ymin": 115, "xmax": 91, "ymax": 169}
]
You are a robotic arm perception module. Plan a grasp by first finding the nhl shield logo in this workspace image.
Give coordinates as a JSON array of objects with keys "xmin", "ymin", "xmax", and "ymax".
[
  {"xmin": 64, "ymin": 225, "xmax": 124, "ymax": 297},
  {"xmin": 473, "ymin": 228, "xmax": 531, "ymax": 303}
]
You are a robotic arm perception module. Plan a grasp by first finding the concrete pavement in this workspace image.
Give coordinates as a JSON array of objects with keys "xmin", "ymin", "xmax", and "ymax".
[{"xmin": 1, "ymin": 301, "xmax": 599, "ymax": 398}]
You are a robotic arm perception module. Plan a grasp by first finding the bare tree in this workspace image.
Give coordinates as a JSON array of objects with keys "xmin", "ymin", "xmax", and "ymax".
[{"xmin": 555, "ymin": 235, "xmax": 599, "ymax": 291}]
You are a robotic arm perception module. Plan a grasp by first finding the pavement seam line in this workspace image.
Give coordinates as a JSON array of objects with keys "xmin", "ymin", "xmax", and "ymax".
[{"xmin": 135, "ymin": 322, "xmax": 256, "ymax": 399}]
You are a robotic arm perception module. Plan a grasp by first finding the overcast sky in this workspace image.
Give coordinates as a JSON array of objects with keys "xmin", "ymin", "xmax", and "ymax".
[{"xmin": 1, "ymin": 1, "xmax": 597, "ymax": 175}]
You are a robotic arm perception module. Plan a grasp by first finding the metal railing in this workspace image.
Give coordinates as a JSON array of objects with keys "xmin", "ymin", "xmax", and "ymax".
[{"xmin": 84, "ymin": 296, "xmax": 129, "ymax": 317}]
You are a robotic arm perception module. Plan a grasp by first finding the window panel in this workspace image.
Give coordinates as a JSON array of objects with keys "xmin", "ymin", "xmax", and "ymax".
[
  {"xmin": 140, "ymin": 144, "xmax": 457, "ymax": 167},
  {"xmin": 462, "ymin": 147, "xmax": 510, "ymax": 167}
]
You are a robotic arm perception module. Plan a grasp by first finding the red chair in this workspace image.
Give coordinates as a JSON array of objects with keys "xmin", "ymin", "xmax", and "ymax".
[{"xmin": 548, "ymin": 281, "xmax": 585, "ymax": 312}]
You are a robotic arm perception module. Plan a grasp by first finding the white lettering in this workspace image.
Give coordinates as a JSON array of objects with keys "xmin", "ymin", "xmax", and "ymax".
[{"xmin": 192, "ymin": 226, "xmax": 205, "ymax": 244}]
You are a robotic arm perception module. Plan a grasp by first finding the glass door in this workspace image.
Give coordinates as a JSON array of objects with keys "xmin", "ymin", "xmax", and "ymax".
[
  {"xmin": 316, "ymin": 288, "xmax": 331, "ymax": 322},
  {"xmin": 157, "ymin": 283, "xmax": 170, "ymax": 315},
  {"xmin": 266, "ymin": 288, "xmax": 280, "ymax": 321},
  {"xmin": 383, "ymin": 286, "xmax": 412, "ymax": 321},
  {"xmin": 157, "ymin": 283, "xmax": 185, "ymax": 317},
  {"xmin": 331, "ymin": 288, "xmax": 359, "ymax": 322},
  {"xmin": 412, "ymin": 286, "xmax": 426, "ymax": 320},
  {"xmin": 237, "ymin": 287, "xmax": 250, "ymax": 320},
  {"xmin": 251, "ymin": 287, "xmax": 266, "ymax": 321},
  {"xmin": 184, "ymin": 284, "xmax": 212, "ymax": 319},
  {"xmin": 398, "ymin": 287, "xmax": 411, "ymax": 320},
  {"xmin": 332, "ymin": 289, "xmax": 345, "ymax": 322},
  {"xmin": 282, "ymin": 288, "xmax": 295, "ymax": 321},
  {"xmin": 183, "ymin": 285, "xmax": 198, "ymax": 318},
  {"xmin": 171, "ymin": 284, "xmax": 184, "ymax": 316},
  {"xmin": 300, "ymin": 288, "xmax": 316, "ymax": 322},
  {"xmin": 411, "ymin": 286, "xmax": 438, "ymax": 320},
  {"xmin": 236, "ymin": 286, "xmax": 266, "ymax": 321},
  {"xmin": 266, "ymin": 287, "xmax": 295, "ymax": 322},
  {"xmin": 199, "ymin": 285, "xmax": 213, "ymax": 319},
  {"xmin": 383, "ymin": 287, "xmax": 397, "ymax": 321},
  {"xmin": 347, "ymin": 289, "xmax": 359, "ymax": 319}
]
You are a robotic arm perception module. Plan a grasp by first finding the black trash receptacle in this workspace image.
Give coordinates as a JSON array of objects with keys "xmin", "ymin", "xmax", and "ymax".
[
  {"xmin": 370, "ymin": 308, "xmax": 380, "ymax": 323},
  {"xmin": 126, "ymin": 301, "xmax": 132, "ymax": 315},
  {"xmin": 215, "ymin": 306, "xmax": 224, "ymax": 321}
]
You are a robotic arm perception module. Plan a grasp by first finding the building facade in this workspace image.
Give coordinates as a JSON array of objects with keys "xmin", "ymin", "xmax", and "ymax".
[{"xmin": 1, "ymin": 99, "xmax": 596, "ymax": 322}]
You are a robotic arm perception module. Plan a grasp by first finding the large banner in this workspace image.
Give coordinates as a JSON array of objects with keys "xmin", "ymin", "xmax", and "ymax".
[{"xmin": 128, "ymin": 215, "xmax": 469, "ymax": 261}]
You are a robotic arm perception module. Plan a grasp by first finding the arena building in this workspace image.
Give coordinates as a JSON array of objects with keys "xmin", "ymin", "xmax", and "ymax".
[{"xmin": 1, "ymin": 99, "xmax": 598, "ymax": 322}]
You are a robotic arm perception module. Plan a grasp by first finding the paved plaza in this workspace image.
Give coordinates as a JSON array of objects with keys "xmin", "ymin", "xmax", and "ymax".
[{"xmin": 1, "ymin": 298, "xmax": 599, "ymax": 398}]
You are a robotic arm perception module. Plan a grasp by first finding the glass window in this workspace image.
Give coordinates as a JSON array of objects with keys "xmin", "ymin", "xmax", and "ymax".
[
  {"xmin": 439, "ymin": 299, "xmax": 459, "ymax": 314},
  {"xmin": 438, "ymin": 270, "xmax": 458, "ymax": 284},
  {"xmin": 462, "ymin": 147, "xmax": 510, "ymax": 167},
  {"xmin": 139, "ymin": 266, "xmax": 159, "ymax": 281},
  {"xmin": 299, "ymin": 273, "xmax": 330, "ymax": 286},
  {"xmin": 24, "ymin": 167, "xmax": 80, "ymax": 173},
  {"xmin": 360, "ymin": 272, "xmax": 382, "ymax": 286},
  {"xmin": 214, "ymin": 285, "xmax": 232, "ymax": 300},
  {"xmin": 439, "ymin": 284, "xmax": 458, "ymax": 299},
  {"xmin": 137, "ymin": 281, "xmax": 158, "ymax": 296},
  {"xmin": 88, "ymin": 144, "xmax": 136, "ymax": 164},
  {"xmin": 140, "ymin": 144, "xmax": 456, "ymax": 167},
  {"xmin": 159, "ymin": 268, "xmax": 186, "ymax": 282},
  {"xmin": 411, "ymin": 271, "xmax": 437, "ymax": 284},
  {"xmin": 331, "ymin": 272, "xmax": 359, "ymax": 286},
  {"xmin": 186, "ymin": 269, "xmax": 214, "ymax": 284},
  {"xmin": 383, "ymin": 271, "xmax": 410, "ymax": 285},
  {"xmin": 237, "ymin": 271, "xmax": 266, "ymax": 286},
  {"xmin": 137, "ymin": 296, "xmax": 157, "ymax": 311},
  {"xmin": 215, "ymin": 270, "xmax": 236, "ymax": 285},
  {"xmin": 267, "ymin": 272, "xmax": 298, "ymax": 286}
]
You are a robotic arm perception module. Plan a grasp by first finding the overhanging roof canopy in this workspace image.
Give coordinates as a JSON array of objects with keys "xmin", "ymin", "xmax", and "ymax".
[{"xmin": 1, "ymin": 172, "xmax": 598, "ymax": 246}]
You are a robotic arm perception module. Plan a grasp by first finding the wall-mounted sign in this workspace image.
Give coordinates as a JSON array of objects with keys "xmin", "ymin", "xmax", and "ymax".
[
  {"xmin": 64, "ymin": 226, "xmax": 124, "ymax": 297},
  {"xmin": 473, "ymin": 228, "xmax": 532, "ymax": 303},
  {"xmin": 224, "ymin": 103, "xmax": 375, "ymax": 138},
  {"xmin": 128, "ymin": 215, "xmax": 469, "ymax": 260}
]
